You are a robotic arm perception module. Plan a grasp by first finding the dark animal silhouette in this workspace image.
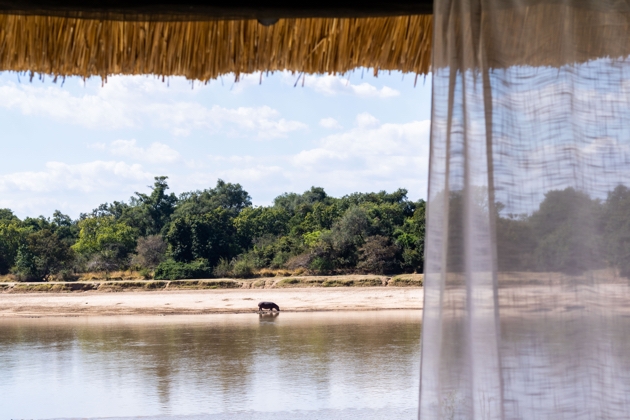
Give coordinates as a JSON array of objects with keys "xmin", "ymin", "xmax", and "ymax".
[{"xmin": 258, "ymin": 301, "xmax": 280, "ymax": 312}]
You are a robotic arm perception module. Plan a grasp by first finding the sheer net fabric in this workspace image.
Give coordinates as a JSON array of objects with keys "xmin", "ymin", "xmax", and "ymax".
[{"xmin": 420, "ymin": 0, "xmax": 630, "ymax": 418}]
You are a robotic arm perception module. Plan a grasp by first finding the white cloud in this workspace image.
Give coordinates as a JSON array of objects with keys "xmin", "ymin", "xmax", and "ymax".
[
  {"xmin": 187, "ymin": 116, "xmax": 431, "ymax": 205},
  {"xmin": 0, "ymin": 77, "xmax": 307, "ymax": 138},
  {"xmin": 0, "ymin": 115, "xmax": 430, "ymax": 217},
  {"xmin": 293, "ymin": 118, "xmax": 429, "ymax": 169},
  {"xmin": 319, "ymin": 117, "xmax": 342, "ymax": 129},
  {"xmin": 0, "ymin": 160, "xmax": 155, "ymax": 217},
  {"xmin": 0, "ymin": 82, "xmax": 134, "ymax": 129},
  {"xmin": 355, "ymin": 113, "xmax": 379, "ymax": 128},
  {"xmin": 104, "ymin": 139, "xmax": 181, "ymax": 164},
  {"xmin": 0, "ymin": 161, "xmax": 152, "ymax": 194},
  {"xmin": 153, "ymin": 101, "xmax": 307, "ymax": 139},
  {"xmin": 0, "ymin": 72, "xmax": 430, "ymax": 217},
  {"xmin": 298, "ymin": 75, "xmax": 400, "ymax": 98}
]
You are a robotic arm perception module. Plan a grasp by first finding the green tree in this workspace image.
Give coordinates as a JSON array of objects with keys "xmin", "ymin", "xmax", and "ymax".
[
  {"xmin": 0, "ymin": 208, "xmax": 19, "ymax": 223},
  {"xmin": 51, "ymin": 210, "xmax": 79, "ymax": 246},
  {"xmin": 21, "ymin": 229, "xmax": 74, "ymax": 280},
  {"xmin": 130, "ymin": 176, "xmax": 178, "ymax": 235},
  {"xmin": 234, "ymin": 206, "xmax": 290, "ymax": 248},
  {"xmin": 175, "ymin": 179, "xmax": 251, "ymax": 217},
  {"xmin": 394, "ymin": 199, "xmax": 426, "ymax": 272},
  {"xmin": 14, "ymin": 244, "xmax": 37, "ymax": 281},
  {"xmin": 357, "ymin": 235, "xmax": 400, "ymax": 274},
  {"xmin": 165, "ymin": 209, "xmax": 237, "ymax": 267},
  {"xmin": 273, "ymin": 187, "xmax": 332, "ymax": 215},
  {"xmin": 154, "ymin": 259, "xmax": 212, "ymax": 280},
  {"xmin": 308, "ymin": 206, "xmax": 371, "ymax": 272},
  {"xmin": 21, "ymin": 216, "xmax": 52, "ymax": 232},
  {"xmin": 530, "ymin": 188, "xmax": 603, "ymax": 274},
  {"xmin": 0, "ymin": 221, "xmax": 26, "ymax": 274},
  {"xmin": 496, "ymin": 210, "xmax": 535, "ymax": 272},
  {"xmin": 72, "ymin": 216, "xmax": 137, "ymax": 267}
]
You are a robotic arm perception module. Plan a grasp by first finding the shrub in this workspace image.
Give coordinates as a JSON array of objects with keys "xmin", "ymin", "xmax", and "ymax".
[
  {"xmin": 154, "ymin": 259, "xmax": 212, "ymax": 280},
  {"xmin": 138, "ymin": 268, "xmax": 153, "ymax": 280},
  {"xmin": 56, "ymin": 269, "xmax": 78, "ymax": 282},
  {"xmin": 357, "ymin": 235, "xmax": 399, "ymax": 274},
  {"xmin": 131, "ymin": 235, "xmax": 167, "ymax": 269},
  {"xmin": 86, "ymin": 250, "xmax": 121, "ymax": 275},
  {"xmin": 13, "ymin": 244, "xmax": 38, "ymax": 282},
  {"xmin": 231, "ymin": 258, "xmax": 254, "ymax": 278},
  {"xmin": 322, "ymin": 278, "xmax": 354, "ymax": 287},
  {"xmin": 278, "ymin": 278, "xmax": 300, "ymax": 286},
  {"xmin": 285, "ymin": 253, "xmax": 312, "ymax": 270},
  {"xmin": 309, "ymin": 256, "xmax": 333, "ymax": 274},
  {"xmin": 271, "ymin": 251, "xmax": 290, "ymax": 268},
  {"xmin": 213, "ymin": 258, "xmax": 231, "ymax": 278}
]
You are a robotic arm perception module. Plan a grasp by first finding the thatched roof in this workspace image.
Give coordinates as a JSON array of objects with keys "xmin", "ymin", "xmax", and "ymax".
[{"xmin": 0, "ymin": 1, "xmax": 433, "ymax": 81}]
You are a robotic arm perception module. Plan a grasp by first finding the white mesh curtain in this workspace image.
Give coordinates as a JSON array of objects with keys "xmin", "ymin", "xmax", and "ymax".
[{"xmin": 419, "ymin": 0, "xmax": 630, "ymax": 418}]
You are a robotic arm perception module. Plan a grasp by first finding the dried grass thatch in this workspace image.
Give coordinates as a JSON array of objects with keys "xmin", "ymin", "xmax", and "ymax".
[
  {"xmin": 0, "ymin": 14, "xmax": 432, "ymax": 81},
  {"xmin": 433, "ymin": 2, "xmax": 630, "ymax": 72}
]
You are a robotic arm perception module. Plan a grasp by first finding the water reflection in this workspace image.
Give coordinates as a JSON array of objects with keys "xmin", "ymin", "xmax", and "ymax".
[
  {"xmin": 258, "ymin": 312, "xmax": 280, "ymax": 323},
  {"xmin": 0, "ymin": 311, "xmax": 421, "ymax": 419}
]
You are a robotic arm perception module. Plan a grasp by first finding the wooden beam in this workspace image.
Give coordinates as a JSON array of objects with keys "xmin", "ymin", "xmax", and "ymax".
[{"xmin": 0, "ymin": 0, "xmax": 433, "ymax": 20}]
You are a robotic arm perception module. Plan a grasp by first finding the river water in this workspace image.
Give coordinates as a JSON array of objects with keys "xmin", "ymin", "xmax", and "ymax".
[{"xmin": 0, "ymin": 311, "xmax": 421, "ymax": 419}]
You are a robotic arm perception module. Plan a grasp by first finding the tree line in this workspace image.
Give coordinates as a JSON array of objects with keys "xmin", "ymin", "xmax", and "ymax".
[
  {"xmin": 444, "ymin": 185, "xmax": 630, "ymax": 277},
  {"xmin": 2, "ymin": 177, "xmax": 629, "ymax": 282},
  {"xmin": 0, "ymin": 177, "xmax": 426, "ymax": 281},
  {"xmin": 494, "ymin": 185, "xmax": 630, "ymax": 277}
]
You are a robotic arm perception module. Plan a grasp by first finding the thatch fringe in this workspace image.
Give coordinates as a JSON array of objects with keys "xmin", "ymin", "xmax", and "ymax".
[
  {"xmin": 432, "ymin": 3, "xmax": 630, "ymax": 72},
  {"xmin": 0, "ymin": 14, "xmax": 432, "ymax": 81}
]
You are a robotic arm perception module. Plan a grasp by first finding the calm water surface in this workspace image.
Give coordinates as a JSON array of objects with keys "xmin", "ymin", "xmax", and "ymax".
[{"xmin": 0, "ymin": 311, "xmax": 421, "ymax": 419}]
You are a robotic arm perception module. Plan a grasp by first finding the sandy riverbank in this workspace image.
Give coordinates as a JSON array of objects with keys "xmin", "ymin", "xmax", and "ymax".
[{"xmin": 0, "ymin": 287, "xmax": 423, "ymax": 317}]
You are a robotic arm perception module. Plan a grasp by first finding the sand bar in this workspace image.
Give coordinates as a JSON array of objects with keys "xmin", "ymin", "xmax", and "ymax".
[{"xmin": 0, "ymin": 287, "xmax": 423, "ymax": 317}]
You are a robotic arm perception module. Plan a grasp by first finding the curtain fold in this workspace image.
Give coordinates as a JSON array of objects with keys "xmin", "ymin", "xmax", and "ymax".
[{"xmin": 420, "ymin": 0, "xmax": 630, "ymax": 418}]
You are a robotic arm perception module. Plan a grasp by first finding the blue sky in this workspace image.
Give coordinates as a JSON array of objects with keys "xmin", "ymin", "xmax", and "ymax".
[{"xmin": 0, "ymin": 70, "xmax": 432, "ymax": 219}]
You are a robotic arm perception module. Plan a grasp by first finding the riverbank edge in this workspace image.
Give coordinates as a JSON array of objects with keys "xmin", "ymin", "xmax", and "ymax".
[
  {"xmin": 0, "ymin": 287, "xmax": 424, "ymax": 317},
  {"xmin": 0, "ymin": 274, "xmax": 422, "ymax": 293}
]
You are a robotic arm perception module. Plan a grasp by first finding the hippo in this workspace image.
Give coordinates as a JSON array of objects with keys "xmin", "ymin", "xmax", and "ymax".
[{"xmin": 258, "ymin": 301, "xmax": 280, "ymax": 312}]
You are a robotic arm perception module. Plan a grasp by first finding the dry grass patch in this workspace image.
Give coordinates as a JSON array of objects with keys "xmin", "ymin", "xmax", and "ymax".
[
  {"xmin": 168, "ymin": 280, "xmax": 242, "ymax": 289},
  {"xmin": 275, "ymin": 275, "xmax": 386, "ymax": 288},
  {"xmin": 0, "ymin": 274, "xmax": 423, "ymax": 293},
  {"xmin": 11, "ymin": 283, "xmax": 98, "ymax": 293},
  {"xmin": 389, "ymin": 274, "xmax": 423, "ymax": 287},
  {"xmin": 77, "ymin": 271, "xmax": 146, "ymax": 281},
  {"xmin": 256, "ymin": 268, "xmax": 295, "ymax": 277}
]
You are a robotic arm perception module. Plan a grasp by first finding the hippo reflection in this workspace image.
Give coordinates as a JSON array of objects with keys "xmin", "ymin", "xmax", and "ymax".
[
  {"xmin": 258, "ymin": 301, "xmax": 280, "ymax": 312},
  {"xmin": 258, "ymin": 312, "xmax": 279, "ymax": 322}
]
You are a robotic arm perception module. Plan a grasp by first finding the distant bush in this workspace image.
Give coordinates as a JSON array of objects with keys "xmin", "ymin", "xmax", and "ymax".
[
  {"xmin": 154, "ymin": 259, "xmax": 212, "ymax": 280},
  {"xmin": 309, "ymin": 256, "xmax": 333, "ymax": 274},
  {"xmin": 357, "ymin": 235, "xmax": 399, "ymax": 274},
  {"xmin": 271, "ymin": 251, "xmax": 290, "ymax": 268},
  {"xmin": 277, "ymin": 278, "xmax": 301, "ymax": 287},
  {"xmin": 212, "ymin": 258, "xmax": 231, "ymax": 278},
  {"xmin": 55, "ymin": 269, "xmax": 78, "ymax": 282},
  {"xmin": 86, "ymin": 249, "xmax": 123, "ymax": 275},
  {"xmin": 131, "ymin": 235, "xmax": 167, "ymax": 269},
  {"xmin": 13, "ymin": 244, "xmax": 38, "ymax": 282},
  {"xmin": 285, "ymin": 253, "xmax": 311, "ymax": 270},
  {"xmin": 231, "ymin": 258, "xmax": 254, "ymax": 278}
]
